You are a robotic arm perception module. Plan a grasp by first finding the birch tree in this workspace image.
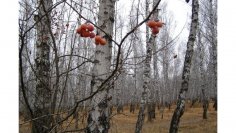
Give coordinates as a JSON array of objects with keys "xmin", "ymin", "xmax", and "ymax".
[
  {"xmin": 210, "ymin": 0, "xmax": 217, "ymax": 111},
  {"xmin": 135, "ymin": 0, "xmax": 161, "ymax": 131},
  {"xmin": 86, "ymin": 0, "xmax": 116, "ymax": 132},
  {"xmin": 169, "ymin": 0, "xmax": 199, "ymax": 132},
  {"xmin": 197, "ymin": 29, "xmax": 208, "ymax": 119},
  {"xmin": 135, "ymin": 28, "xmax": 155, "ymax": 133},
  {"xmin": 129, "ymin": 0, "xmax": 143, "ymax": 114},
  {"xmin": 201, "ymin": 0, "xmax": 217, "ymax": 110},
  {"xmin": 147, "ymin": 0, "xmax": 160, "ymax": 122},
  {"xmin": 32, "ymin": 0, "xmax": 53, "ymax": 132}
]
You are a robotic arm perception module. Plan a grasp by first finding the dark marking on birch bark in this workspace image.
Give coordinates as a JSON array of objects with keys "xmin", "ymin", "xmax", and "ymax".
[{"xmin": 169, "ymin": 0, "xmax": 199, "ymax": 132}]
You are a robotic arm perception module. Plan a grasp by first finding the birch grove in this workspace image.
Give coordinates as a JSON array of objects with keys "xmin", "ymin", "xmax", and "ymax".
[{"xmin": 19, "ymin": 0, "xmax": 217, "ymax": 132}]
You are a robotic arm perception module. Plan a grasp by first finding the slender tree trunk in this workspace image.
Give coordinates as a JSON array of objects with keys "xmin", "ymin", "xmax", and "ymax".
[
  {"xmin": 202, "ymin": 89, "xmax": 208, "ymax": 119},
  {"xmin": 32, "ymin": 0, "xmax": 53, "ymax": 132},
  {"xmin": 169, "ymin": 0, "xmax": 199, "ymax": 133},
  {"xmin": 147, "ymin": 0, "xmax": 160, "ymax": 122},
  {"xmin": 129, "ymin": 2, "xmax": 140, "ymax": 114},
  {"xmin": 209, "ymin": 0, "xmax": 217, "ymax": 111},
  {"xmin": 116, "ymin": 52, "xmax": 124, "ymax": 114},
  {"xmin": 135, "ymin": 0, "xmax": 161, "ymax": 124},
  {"xmin": 86, "ymin": 0, "xmax": 116, "ymax": 132},
  {"xmin": 198, "ymin": 30, "xmax": 208, "ymax": 119},
  {"xmin": 135, "ymin": 35, "xmax": 155, "ymax": 133}
]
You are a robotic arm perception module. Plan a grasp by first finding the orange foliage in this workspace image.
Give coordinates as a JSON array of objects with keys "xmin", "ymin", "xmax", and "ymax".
[
  {"xmin": 151, "ymin": 27, "xmax": 159, "ymax": 35},
  {"xmin": 147, "ymin": 20, "xmax": 157, "ymax": 28},
  {"xmin": 89, "ymin": 32, "xmax": 96, "ymax": 38},
  {"xmin": 100, "ymin": 38, "xmax": 107, "ymax": 45},
  {"xmin": 95, "ymin": 35, "xmax": 102, "ymax": 43},
  {"xmin": 80, "ymin": 24, "xmax": 87, "ymax": 31},
  {"xmin": 156, "ymin": 21, "xmax": 163, "ymax": 27},
  {"xmin": 87, "ymin": 24, "xmax": 94, "ymax": 31},
  {"xmin": 81, "ymin": 31, "xmax": 90, "ymax": 37}
]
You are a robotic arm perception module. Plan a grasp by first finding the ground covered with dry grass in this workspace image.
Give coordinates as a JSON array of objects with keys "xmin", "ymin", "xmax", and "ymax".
[
  {"xmin": 20, "ymin": 102, "xmax": 217, "ymax": 133},
  {"xmin": 110, "ymin": 102, "xmax": 217, "ymax": 133}
]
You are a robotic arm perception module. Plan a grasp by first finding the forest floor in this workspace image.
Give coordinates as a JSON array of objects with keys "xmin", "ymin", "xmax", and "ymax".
[{"xmin": 19, "ymin": 102, "xmax": 217, "ymax": 133}]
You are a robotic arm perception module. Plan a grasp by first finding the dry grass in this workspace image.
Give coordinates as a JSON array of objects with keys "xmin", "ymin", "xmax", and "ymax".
[
  {"xmin": 20, "ymin": 102, "xmax": 217, "ymax": 133},
  {"xmin": 110, "ymin": 103, "xmax": 217, "ymax": 133}
]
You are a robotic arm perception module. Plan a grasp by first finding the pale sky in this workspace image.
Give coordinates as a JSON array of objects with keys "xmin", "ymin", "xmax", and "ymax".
[
  {"xmin": 116, "ymin": 0, "xmax": 192, "ymax": 52},
  {"xmin": 165, "ymin": 0, "xmax": 191, "ymax": 36}
]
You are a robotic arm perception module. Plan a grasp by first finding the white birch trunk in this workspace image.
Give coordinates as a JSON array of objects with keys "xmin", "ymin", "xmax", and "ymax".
[
  {"xmin": 135, "ymin": 35, "xmax": 155, "ymax": 133},
  {"xmin": 33, "ymin": 0, "xmax": 53, "ymax": 132},
  {"xmin": 209, "ymin": 0, "xmax": 217, "ymax": 111},
  {"xmin": 169, "ymin": 0, "xmax": 199, "ymax": 132},
  {"xmin": 86, "ymin": 0, "xmax": 116, "ymax": 132},
  {"xmin": 135, "ymin": 0, "xmax": 160, "ymax": 131},
  {"xmin": 198, "ymin": 31, "xmax": 208, "ymax": 119}
]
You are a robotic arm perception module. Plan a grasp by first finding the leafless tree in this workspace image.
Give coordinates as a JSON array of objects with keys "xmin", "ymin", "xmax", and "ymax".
[
  {"xmin": 86, "ymin": 0, "xmax": 116, "ymax": 132},
  {"xmin": 169, "ymin": 0, "xmax": 199, "ymax": 132}
]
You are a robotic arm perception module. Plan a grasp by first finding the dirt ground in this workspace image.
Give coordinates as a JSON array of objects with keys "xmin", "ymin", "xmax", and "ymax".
[
  {"xmin": 19, "ymin": 102, "xmax": 217, "ymax": 133},
  {"xmin": 110, "ymin": 102, "xmax": 217, "ymax": 133}
]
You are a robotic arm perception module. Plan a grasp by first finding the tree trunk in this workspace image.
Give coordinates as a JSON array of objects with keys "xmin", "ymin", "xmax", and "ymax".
[
  {"xmin": 32, "ymin": 0, "xmax": 53, "ymax": 132},
  {"xmin": 169, "ymin": 0, "xmax": 199, "ymax": 133},
  {"xmin": 213, "ymin": 97, "xmax": 217, "ymax": 111},
  {"xmin": 210, "ymin": 0, "xmax": 217, "ymax": 111},
  {"xmin": 148, "ymin": 102, "xmax": 156, "ymax": 121},
  {"xmin": 86, "ymin": 0, "xmax": 116, "ymax": 132},
  {"xmin": 147, "ymin": 0, "xmax": 160, "ymax": 122},
  {"xmin": 202, "ymin": 89, "xmax": 208, "ymax": 119},
  {"xmin": 129, "ymin": 2, "xmax": 140, "ymax": 115},
  {"xmin": 116, "ymin": 52, "xmax": 125, "ymax": 114},
  {"xmin": 130, "ymin": 103, "xmax": 135, "ymax": 113},
  {"xmin": 135, "ymin": 35, "xmax": 155, "ymax": 132},
  {"xmin": 198, "ymin": 30, "xmax": 208, "ymax": 119}
]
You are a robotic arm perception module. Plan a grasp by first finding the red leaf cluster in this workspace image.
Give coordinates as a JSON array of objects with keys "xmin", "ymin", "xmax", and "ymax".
[
  {"xmin": 76, "ymin": 23, "xmax": 107, "ymax": 46},
  {"xmin": 76, "ymin": 23, "xmax": 96, "ymax": 38},
  {"xmin": 147, "ymin": 20, "xmax": 164, "ymax": 35}
]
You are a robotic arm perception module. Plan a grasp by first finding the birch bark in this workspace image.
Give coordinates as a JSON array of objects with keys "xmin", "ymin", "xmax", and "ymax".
[
  {"xmin": 32, "ymin": 0, "xmax": 53, "ymax": 132},
  {"xmin": 86, "ymin": 0, "xmax": 116, "ymax": 132},
  {"xmin": 198, "ymin": 31, "xmax": 208, "ymax": 119},
  {"xmin": 169, "ymin": 0, "xmax": 199, "ymax": 132},
  {"xmin": 135, "ymin": 0, "xmax": 160, "ymax": 131}
]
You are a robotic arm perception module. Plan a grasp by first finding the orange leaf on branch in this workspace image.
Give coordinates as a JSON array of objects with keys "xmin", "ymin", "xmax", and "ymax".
[
  {"xmin": 81, "ymin": 31, "xmax": 90, "ymax": 37},
  {"xmin": 147, "ymin": 20, "xmax": 157, "ymax": 28},
  {"xmin": 155, "ymin": 21, "xmax": 163, "ymax": 28},
  {"xmin": 95, "ymin": 35, "xmax": 102, "ymax": 43},
  {"xmin": 100, "ymin": 38, "xmax": 107, "ymax": 45},
  {"xmin": 86, "ymin": 24, "xmax": 94, "ymax": 31},
  {"xmin": 89, "ymin": 32, "xmax": 96, "ymax": 38},
  {"xmin": 80, "ymin": 24, "xmax": 87, "ymax": 31},
  {"xmin": 151, "ymin": 27, "xmax": 159, "ymax": 35}
]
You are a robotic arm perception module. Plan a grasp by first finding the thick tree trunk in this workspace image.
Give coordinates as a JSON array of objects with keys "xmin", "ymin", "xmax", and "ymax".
[
  {"xmin": 32, "ymin": 0, "xmax": 53, "ymax": 133},
  {"xmin": 169, "ymin": 0, "xmax": 199, "ymax": 133},
  {"xmin": 86, "ymin": 0, "xmax": 116, "ymax": 132}
]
